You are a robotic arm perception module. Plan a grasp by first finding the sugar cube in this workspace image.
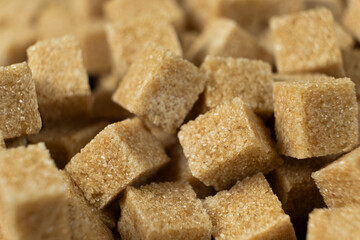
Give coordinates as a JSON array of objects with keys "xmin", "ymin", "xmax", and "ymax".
[
  {"xmin": 342, "ymin": 0, "xmax": 360, "ymax": 41},
  {"xmin": 342, "ymin": 49, "xmax": 360, "ymax": 98}
]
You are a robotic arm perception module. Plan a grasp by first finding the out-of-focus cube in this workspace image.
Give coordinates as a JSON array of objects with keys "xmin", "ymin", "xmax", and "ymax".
[
  {"xmin": 118, "ymin": 182, "xmax": 212, "ymax": 240},
  {"xmin": 200, "ymin": 56, "xmax": 273, "ymax": 117},
  {"xmin": 187, "ymin": 18, "xmax": 272, "ymax": 66},
  {"xmin": 307, "ymin": 207, "xmax": 360, "ymax": 240},
  {"xmin": 65, "ymin": 118, "xmax": 170, "ymax": 208},
  {"xmin": 5, "ymin": 137, "xmax": 28, "ymax": 149},
  {"xmin": 178, "ymin": 98, "xmax": 282, "ymax": 190},
  {"xmin": 72, "ymin": 0, "xmax": 107, "ymax": 20},
  {"xmin": 180, "ymin": 31, "xmax": 199, "ymax": 59},
  {"xmin": 304, "ymin": 0, "xmax": 344, "ymax": 19},
  {"xmin": 203, "ymin": 173, "xmax": 296, "ymax": 240},
  {"xmin": 270, "ymin": 8, "xmax": 344, "ymax": 77},
  {"xmin": 312, "ymin": 146, "xmax": 360, "ymax": 208},
  {"xmin": 106, "ymin": 20, "xmax": 182, "ymax": 78},
  {"xmin": 0, "ymin": 143, "xmax": 71, "ymax": 240},
  {"xmin": 27, "ymin": 35, "xmax": 92, "ymax": 125},
  {"xmin": 143, "ymin": 120, "xmax": 178, "ymax": 150},
  {"xmin": 113, "ymin": 45, "xmax": 206, "ymax": 135},
  {"xmin": 333, "ymin": 22, "xmax": 354, "ymax": 49},
  {"xmin": 273, "ymin": 77, "xmax": 358, "ymax": 158},
  {"xmin": 0, "ymin": 62, "xmax": 42, "ymax": 139},
  {"xmin": 342, "ymin": 0, "xmax": 360, "ymax": 41},
  {"xmin": 342, "ymin": 49, "xmax": 360, "ymax": 98},
  {"xmin": 104, "ymin": 0, "xmax": 185, "ymax": 31},
  {"xmin": 0, "ymin": 132, "xmax": 5, "ymax": 150}
]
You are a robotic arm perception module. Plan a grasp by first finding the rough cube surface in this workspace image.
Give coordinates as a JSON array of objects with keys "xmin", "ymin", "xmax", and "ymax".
[
  {"xmin": 273, "ymin": 77, "xmax": 358, "ymax": 158},
  {"xmin": 312, "ymin": 146, "xmax": 360, "ymax": 208},
  {"xmin": 113, "ymin": 45, "xmax": 206, "ymax": 134},
  {"xmin": 270, "ymin": 8, "xmax": 344, "ymax": 77},
  {"xmin": 201, "ymin": 56, "xmax": 273, "ymax": 116},
  {"xmin": 0, "ymin": 62, "xmax": 41, "ymax": 139},
  {"xmin": 307, "ymin": 207, "xmax": 360, "ymax": 240},
  {"xmin": 0, "ymin": 143, "xmax": 71, "ymax": 240},
  {"xmin": 187, "ymin": 18, "xmax": 272, "ymax": 66},
  {"xmin": 27, "ymin": 35, "xmax": 91, "ymax": 124},
  {"xmin": 203, "ymin": 173, "xmax": 296, "ymax": 240},
  {"xmin": 65, "ymin": 118, "xmax": 170, "ymax": 208},
  {"xmin": 178, "ymin": 98, "xmax": 282, "ymax": 190},
  {"xmin": 118, "ymin": 182, "xmax": 212, "ymax": 240},
  {"xmin": 342, "ymin": 49, "xmax": 360, "ymax": 98},
  {"xmin": 106, "ymin": 20, "xmax": 182, "ymax": 78},
  {"xmin": 342, "ymin": 0, "xmax": 360, "ymax": 41}
]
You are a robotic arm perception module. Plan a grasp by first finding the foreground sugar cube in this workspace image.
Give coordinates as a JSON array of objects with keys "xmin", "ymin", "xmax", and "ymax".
[
  {"xmin": 61, "ymin": 172, "xmax": 114, "ymax": 240},
  {"xmin": 0, "ymin": 143, "xmax": 71, "ymax": 240},
  {"xmin": 178, "ymin": 98, "xmax": 282, "ymax": 190},
  {"xmin": 201, "ymin": 56, "xmax": 273, "ymax": 117},
  {"xmin": 342, "ymin": 49, "xmax": 360, "ymax": 98},
  {"xmin": 118, "ymin": 182, "xmax": 212, "ymax": 240},
  {"xmin": 273, "ymin": 77, "xmax": 358, "ymax": 158},
  {"xmin": 106, "ymin": 20, "xmax": 182, "ymax": 78},
  {"xmin": 65, "ymin": 118, "xmax": 170, "ymax": 208},
  {"xmin": 187, "ymin": 18, "xmax": 272, "ymax": 66},
  {"xmin": 203, "ymin": 173, "xmax": 296, "ymax": 240},
  {"xmin": 312, "ymin": 146, "xmax": 360, "ymax": 208},
  {"xmin": 270, "ymin": 8, "xmax": 344, "ymax": 77},
  {"xmin": 28, "ymin": 121, "xmax": 109, "ymax": 169},
  {"xmin": 307, "ymin": 207, "xmax": 360, "ymax": 240},
  {"xmin": 342, "ymin": 0, "xmax": 360, "ymax": 41},
  {"xmin": 0, "ymin": 62, "xmax": 42, "ymax": 139},
  {"xmin": 27, "ymin": 35, "xmax": 91, "ymax": 125},
  {"xmin": 113, "ymin": 45, "xmax": 206, "ymax": 134}
]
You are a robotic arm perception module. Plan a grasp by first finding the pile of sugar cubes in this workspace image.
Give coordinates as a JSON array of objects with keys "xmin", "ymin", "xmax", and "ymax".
[{"xmin": 1, "ymin": 0, "xmax": 360, "ymax": 239}]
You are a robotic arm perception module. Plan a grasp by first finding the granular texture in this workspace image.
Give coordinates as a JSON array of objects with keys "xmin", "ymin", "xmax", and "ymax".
[
  {"xmin": 118, "ymin": 182, "xmax": 212, "ymax": 240},
  {"xmin": 178, "ymin": 98, "xmax": 282, "ymax": 190},
  {"xmin": 307, "ymin": 207, "xmax": 360, "ymax": 240},
  {"xmin": 270, "ymin": 8, "xmax": 344, "ymax": 77},
  {"xmin": 106, "ymin": 20, "xmax": 182, "ymax": 78},
  {"xmin": 342, "ymin": 0, "xmax": 360, "ymax": 41},
  {"xmin": 342, "ymin": 49, "xmax": 360, "ymax": 98},
  {"xmin": 65, "ymin": 118, "xmax": 170, "ymax": 208},
  {"xmin": 187, "ymin": 18, "xmax": 272, "ymax": 66},
  {"xmin": 200, "ymin": 56, "xmax": 273, "ymax": 117},
  {"xmin": 312, "ymin": 146, "xmax": 360, "ymax": 208},
  {"xmin": 0, "ymin": 143, "xmax": 71, "ymax": 240},
  {"xmin": 0, "ymin": 62, "xmax": 41, "ymax": 139},
  {"xmin": 203, "ymin": 173, "xmax": 296, "ymax": 240},
  {"xmin": 113, "ymin": 44, "xmax": 206, "ymax": 134},
  {"xmin": 27, "ymin": 35, "xmax": 91, "ymax": 125},
  {"xmin": 273, "ymin": 77, "xmax": 358, "ymax": 158}
]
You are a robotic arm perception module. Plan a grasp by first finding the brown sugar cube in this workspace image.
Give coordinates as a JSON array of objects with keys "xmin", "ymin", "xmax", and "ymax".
[
  {"xmin": 112, "ymin": 45, "xmax": 206, "ymax": 135},
  {"xmin": 143, "ymin": 119, "xmax": 178, "ymax": 150},
  {"xmin": 273, "ymin": 77, "xmax": 358, "ymax": 158},
  {"xmin": 270, "ymin": 8, "xmax": 344, "ymax": 77},
  {"xmin": 28, "ymin": 121, "xmax": 109, "ymax": 169},
  {"xmin": 342, "ymin": 0, "xmax": 360, "ymax": 41},
  {"xmin": 272, "ymin": 73, "xmax": 329, "ymax": 82},
  {"xmin": 106, "ymin": 20, "xmax": 182, "ymax": 78},
  {"xmin": 27, "ymin": 35, "xmax": 91, "ymax": 124},
  {"xmin": 0, "ymin": 132, "xmax": 5, "ymax": 150},
  {"xmin": 304, "ymin": 0, "xmax": 344, "ymax": 19},
  {"xmin": 342, "ymin": 49, "xmax": 360, "ymax": 98},
  {"xmin": 104, "ymin": 0, "xmax": 185, "ymax": 31},
  {"xmin": 307, "ymin": 207, "xmax": 360, "ymax": 240},
  {"xmin": 60, "ymin": 172, "xmax": 114, "ymax": 240},
  {"xmin": 178, "ymin": 98, "xmax": 282, "ymax": 190},
  {"xmin": 72, "ymin": 0, "xmax": 107, "ymax": 20},
  {"xmin": 0, "ymin": 143, "xmax": 71, "ymax": 240},
  {"xmin": 187, "ymin": 18, "xmax": 273, "ymax": 66},
  {"xmin": 333, "ymin": 22, "xmax": 354, "ymax": 50},
  {"xmin": 65, "ymin": 118, "xmax": 170, "ymax": 208},
  {"xmin": 180, "ymin": 31, "xmax": 199, "ymax": 59},
  {"xmin": 118, "ymin": 182, "xmax": 212, "ymax": 240},
  {"xmin": 0, "ymin": 62, "xmax": 41, "ymax": 139},
  {"xmin": 203, "ymin": 173, "xmax": 296, "ymax": 240},
  {"xmin": 312, "ymin": 146, "xmax": 360, "ymax": 208},
  {"xmin": 200, "ymin": 56, "xmax": 273, "ymax": 117}
]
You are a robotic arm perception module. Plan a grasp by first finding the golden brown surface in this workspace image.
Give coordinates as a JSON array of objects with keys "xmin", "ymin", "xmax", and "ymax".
[
  {"xmin": 342, "ymin": 49, "xmax": 360, "ymax": 98},
  {"xmin": 342, "ymin": 0, "xmax": 360, "ymax": 41},
  {"xmin": 0, "ymin": 62, "xmax": 42, "ymax": 139},
  {"xmin": 0, "ymin": 131, "xmax": 5, "ymax": 150}
]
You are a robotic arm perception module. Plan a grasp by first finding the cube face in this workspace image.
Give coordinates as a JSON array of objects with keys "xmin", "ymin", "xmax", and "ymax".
[
  {"xmin": 201, "ymin": 56, "xmax": 273, "ymax": 116},
  {"xmin": 203, "ymin": 173, "xmax": 296, "ymax": 240},
  {"xmin": 307, "ymin": 207, "xmax": 360, "ymax": 240},
  {"xmin": 273, "ymin": 77, "xmax": 358, "ymax": 158},
  {"xmin": 65, "ymin": 118, "xmax": 170, "ymax": 208},
  {"xmin": 188, "ymin": 18, "xmax": 272, "ymax": 66},
  {"xmin": 106, "ymin": 20, "xmax": 182, "ymax": 78},
  {"xmin": 342, "ymin": 49, "xmax": 360, "ymax": 98},
  {"xmin": 0, "ymin": 143, "xmax": 71, "ymax": 240},
  {"xmin": 113, "ymin": 45, "xmax": 206, "ymax": 134},
  {"xmin": 27, "ymin": 35, "xmax": 91, "ymax": 124},
  {"xmin": 312, "ymin": 147, "xmax": 360, "ymax": 208},
  {"xmin": 178, "ymin": 98, "xmax": 281, "ymax": 190},
  {"xmin": 342, "ymin": 0, "xmax": 360, "ymax": 41},
  {"xmin": 271, "ymin": 8, "xmax": 344, "ymax": 77},
  {"xmin": 0, "ymin": 62, "xmax": 42, "ymax": 139},
  {"xmin": 118, "ymin": 182, "xmax": 212, "ymax": 240}
]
